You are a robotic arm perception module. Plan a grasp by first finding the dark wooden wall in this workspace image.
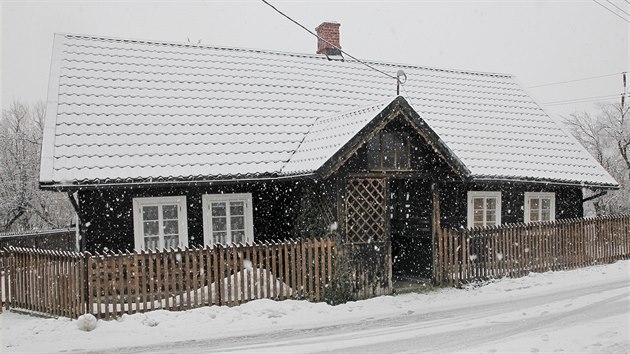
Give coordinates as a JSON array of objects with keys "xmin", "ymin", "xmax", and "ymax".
[
  {"xmin": 438, "ymin": 181, "xmax": 583, "ymax": 230},
  {"xmin": 78, "ymin": 180, "xmax": 308, "ymax": 253}
]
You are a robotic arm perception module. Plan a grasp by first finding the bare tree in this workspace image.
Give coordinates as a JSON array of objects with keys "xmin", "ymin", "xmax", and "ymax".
[
  {"xmin": 564, "ymin": 102, "xmax": 630, "ymax": 215},
  {"xmin": 0, "ymin": 101, "xmax": 74, "ymax": 231}
]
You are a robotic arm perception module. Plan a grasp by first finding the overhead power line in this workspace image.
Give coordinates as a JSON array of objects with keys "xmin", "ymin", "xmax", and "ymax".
[
  {"xmin": 542, "ymin": 93, "xmax": 625, "ymax": 106},
  {"xmin": 527, "ymin": 73, "xmax": 621, "ymax": 89},
  {"xmin": 260, "ymin": 0, "xmax": 397, "ymax": 81},
  {"xmin": 605, "ymin": 0, "xmax": 630, "ymax": 17},
  {"xmin": 592, "ymin": 0, "xmax": 630, "ymax": 23}
]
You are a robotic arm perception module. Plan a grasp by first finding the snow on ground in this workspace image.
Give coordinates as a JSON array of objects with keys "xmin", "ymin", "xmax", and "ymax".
[{"xmin": 1, "ymin": 261, "xmax": 629, "ymax": 353}]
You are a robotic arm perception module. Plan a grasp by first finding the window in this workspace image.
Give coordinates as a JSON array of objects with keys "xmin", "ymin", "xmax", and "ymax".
[
  {"xmin": 467, "ymin": 191, "xmax": 501, "ymax": 228},
  {"xmin": 133, "ymin": 196, "xmax": 188, "ymax": 251},
  {"xmin": 202, "ymin": 193, "xmax": 254, "ymax": 246},
  {"xmin": 367, "ymin": 131, "xmax": 410, "ymax": 171},
  {"xmin": 524, "ymin": 192, "xmax": 555, "ymax": 223}
]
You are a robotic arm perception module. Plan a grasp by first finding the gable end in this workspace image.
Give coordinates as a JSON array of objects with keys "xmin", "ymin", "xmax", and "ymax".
[{"xmin": 318, "ymin": 97, "xmax": 470, "ymax": 179}]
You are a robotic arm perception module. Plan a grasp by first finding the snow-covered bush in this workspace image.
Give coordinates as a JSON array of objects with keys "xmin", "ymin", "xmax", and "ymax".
[{"xmin": 76, "ymin": 314, "xmax": 97, "ymax": 332}]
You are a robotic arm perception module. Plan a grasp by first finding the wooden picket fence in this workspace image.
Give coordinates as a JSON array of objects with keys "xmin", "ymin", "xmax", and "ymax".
[
  {"xmin": 0, "ymin": 249, "xmax": 85, "ymax": 318},
  {"xmin": 0, "ymin": 239, "xmax": 336, "ymax": 319},
  {"xmin": 435, "ymin": 214, "xmax": 630, "ymax": 286}
]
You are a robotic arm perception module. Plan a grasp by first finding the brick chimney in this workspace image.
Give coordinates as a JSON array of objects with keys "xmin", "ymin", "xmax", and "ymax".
[{"xmin": 315, "ymin": 22, "xmax": 341, "ymax": 55}]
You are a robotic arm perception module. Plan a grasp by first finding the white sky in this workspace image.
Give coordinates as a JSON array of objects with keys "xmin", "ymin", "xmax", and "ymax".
[{"xmin": 1, "ymin": 0, "xmax": 629, "ymax": 119}]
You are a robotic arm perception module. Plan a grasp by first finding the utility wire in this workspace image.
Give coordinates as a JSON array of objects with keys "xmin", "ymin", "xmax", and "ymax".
[
  {"xmin": 542, "ymin": 93, "xmax": 624, "ymax": 106},
  {"xmin": 544, "ymin": 92, "xmax": 623, "ymax": 104},
  {"xmin": 592, "ymin": 0, "xmax": 630, "ymax": 23},
  {"xmin": 399, "ymin": 82, "xmax": 415, "ymax": 106},
  {"xmin": 605, "ymin": 0, "xmax": 630, "ymax": 17},
  {"xmin": 544, "ymin": 97, "xmax": 620, "ymax": 106},
  {"xmin": 260, "ymin": 0, "xmax": 397, "ymax": 81},
  {"xmin": 527, "ymin": 73, "xmax": 621, "ymax": 88}
]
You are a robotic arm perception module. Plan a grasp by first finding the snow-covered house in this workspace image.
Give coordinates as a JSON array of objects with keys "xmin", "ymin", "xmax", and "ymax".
[{"xmin": 40, "ymin": 23, "xmax": 617, "ymax": 277}]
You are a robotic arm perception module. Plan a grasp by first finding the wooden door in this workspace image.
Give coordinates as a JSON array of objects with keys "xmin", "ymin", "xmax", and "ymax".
[{"xmin": 389, "ymin": 179, "xmax": 433, "ymax": 277}]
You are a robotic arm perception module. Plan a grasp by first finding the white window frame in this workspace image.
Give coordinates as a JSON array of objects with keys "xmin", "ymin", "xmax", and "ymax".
[
  {"xmin": 467, "ymin": 191, "xmax": 502, "ymax": 229},
  {"xmin": 132, "ymin": 196, "xmax": 188, "ymax": 251},
  {"xmin": 202, "ymin": 193, "xmax": 254, "ymax": 246},
  {"xmin": 524, "ymin": 192, "xmax": 556, "ymax": 223}
]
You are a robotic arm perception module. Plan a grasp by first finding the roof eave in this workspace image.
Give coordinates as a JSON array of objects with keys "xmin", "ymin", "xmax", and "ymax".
[
  {"xmin": 39, "ymin": 172, "xmax": 317, "ymax": 191},
  {"xmin": 469, "ymin": 175, "xmax": 619, "ymax": 190}
]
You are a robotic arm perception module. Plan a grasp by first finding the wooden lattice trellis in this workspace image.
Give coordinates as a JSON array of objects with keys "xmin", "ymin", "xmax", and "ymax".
[
  {"xmin": 315, "ymin": 195, "xmax": 335, "ymax": 228},
  {"xmin": 345, "ymin": 177, "xmax": 387, "ymax": 243}
]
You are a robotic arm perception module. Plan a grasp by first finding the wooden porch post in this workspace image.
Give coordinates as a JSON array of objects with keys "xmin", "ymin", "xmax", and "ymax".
[
  {"xmin": 385, "ymin": 177, "xmax": 393, "ymax": 294},
  {"xmin": 431, "ymin": 183, "xmax": 442, "ymax": 285}
]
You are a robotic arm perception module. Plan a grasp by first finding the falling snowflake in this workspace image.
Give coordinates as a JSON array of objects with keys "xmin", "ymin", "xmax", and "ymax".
[
  {"xmin": 469, "ymin": 254, "xmax": 478, "ymax": 261},
  {"xmin": 497, "ymin": 253, "xmax": 503, "ymax": 260}
]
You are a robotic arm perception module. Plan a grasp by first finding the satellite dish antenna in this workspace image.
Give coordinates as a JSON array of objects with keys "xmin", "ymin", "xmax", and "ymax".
[{"xmin": 396, "ymin": 69, "xmax": 407, "ymax": 95}]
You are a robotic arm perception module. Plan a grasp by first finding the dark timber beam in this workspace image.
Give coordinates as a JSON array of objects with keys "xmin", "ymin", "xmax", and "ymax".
[
  {"xmin": 431, "ymin": 182, "xmax": 442, "ymax": 285},
  {"xmin": 67, "ymin": 192, "xmax": 87, "ymax": 252}
]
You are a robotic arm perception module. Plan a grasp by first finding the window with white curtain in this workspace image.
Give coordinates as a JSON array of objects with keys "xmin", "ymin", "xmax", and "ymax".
[
  {"xmin": 132, "ymin": 196, "xmax": 188, "ymax": 251},
  {"xmin": 467, "ymin": 191, "xmax": 502, "ymax": 228},
  {"xmin": 524, "ymin": 192, "xmax": 555, "ymax": 223},
  {"xmin": 202, "ymin": 193, "xmax": 254, "ymax": 246}
]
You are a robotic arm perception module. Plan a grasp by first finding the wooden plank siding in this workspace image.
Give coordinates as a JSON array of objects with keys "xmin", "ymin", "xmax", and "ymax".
[
  {"xmin": 435, "ymin": 214, "xmax": 630, "ymax": 286},
  {"xmin": 78, "ymin": 181, "xmax": 308, "ymax": 253}
]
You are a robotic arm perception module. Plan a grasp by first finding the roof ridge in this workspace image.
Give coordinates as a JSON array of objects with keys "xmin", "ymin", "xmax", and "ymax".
[{"xmin": 57, "ymin": 32, "xmax": 514, "ymax": 78}]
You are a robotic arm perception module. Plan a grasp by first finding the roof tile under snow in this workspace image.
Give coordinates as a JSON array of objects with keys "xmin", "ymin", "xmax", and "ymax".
[{"xmin": 40, "ymin": 33, "xmax": 618, "ymax": 187}]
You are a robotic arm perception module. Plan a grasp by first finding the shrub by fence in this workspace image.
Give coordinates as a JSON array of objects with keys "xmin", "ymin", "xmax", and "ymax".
[
  {"xmin": 435, "ymin": 214, "xmax": 630, "ymax": 286},
  {"xmin": 1, "ymin": 239, "xmax": 336, "ymax": 319}
]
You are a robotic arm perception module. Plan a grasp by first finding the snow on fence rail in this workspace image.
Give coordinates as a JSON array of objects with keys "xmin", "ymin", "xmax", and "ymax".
[
  {"xmin": 435, "ymin": 214, "xmax": 630, "ymax": 286},
  {"xmin": 0, "ymin": 239, "xmax": 336, "ymax": 319}
]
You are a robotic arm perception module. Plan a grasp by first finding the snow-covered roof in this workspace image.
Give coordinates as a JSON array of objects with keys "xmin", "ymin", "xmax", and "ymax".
[
  {"xmin": 40, "ymin": 33, "xmax": 618, "ymax": 188},
  {"xmin": 282, "ymin": 100, "xmax": 393, "ymax": 175}
]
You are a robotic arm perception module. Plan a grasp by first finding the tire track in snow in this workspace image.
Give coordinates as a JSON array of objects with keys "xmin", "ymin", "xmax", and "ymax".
[{"xmin": 99, "ymin": 277, "xmax": 629, "ymax": 354}]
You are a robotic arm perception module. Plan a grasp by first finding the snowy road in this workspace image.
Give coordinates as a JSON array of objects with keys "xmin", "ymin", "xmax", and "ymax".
[
  {"xmin": 2, "ymin": 261, "xmax": 629, "ymax": 353},
  {"xmin": 115, "ymin": 280, "xmax": 628, "ymax": 354}
]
